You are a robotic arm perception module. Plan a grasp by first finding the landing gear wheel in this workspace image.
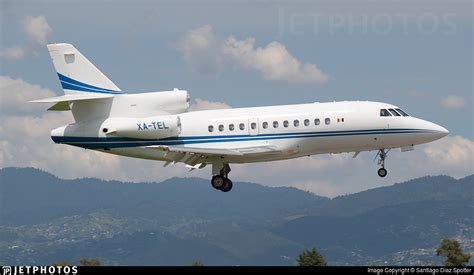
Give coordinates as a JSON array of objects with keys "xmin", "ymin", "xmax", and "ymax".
[
  {"xmin": 378, "ymin": 168, "xmax": 387, "ymax": 177},
  {"xmin": 376, "ymin": 149, "xmax": 390, "ymax": 178},
  {"xmin": 220, "ymin": 178, "xmax": 233, "ymax": 192},
  {"xmin": 211, "ymin": 175, "xmax": 225, "ymax": 189},
  {"xmin": 211, "ymin": 163, "xmax": 233, "ymax": 192}
]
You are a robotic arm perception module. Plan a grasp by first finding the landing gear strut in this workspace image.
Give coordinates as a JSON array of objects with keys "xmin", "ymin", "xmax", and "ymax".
[
  {"xmin": 376, "ymin": 149, "xmax": 389, "ymax": 177},
  {"xmin": 211, "ymin": 163, "xmax": 233, "ymax": 192}
]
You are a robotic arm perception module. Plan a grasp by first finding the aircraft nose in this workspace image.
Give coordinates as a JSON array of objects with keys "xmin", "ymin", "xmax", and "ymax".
[
  {"xmin": 437, "ymin": 125, "xmax": 449, "ymax": 137},
  {"xmin": 432, "ymin": 123, "xmax": 449, "ymax": 137},
  {"xmin": 424, "ymin": 120, "xmax": 449, "ymax": 139}
]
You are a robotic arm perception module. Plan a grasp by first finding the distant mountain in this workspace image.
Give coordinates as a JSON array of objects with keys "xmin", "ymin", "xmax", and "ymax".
[
  {"xmin": 275, "ymin": 200, "xmax": 471, "ymax": 255},
  {"xmin": 0, "ymin": 167, "xmax": 472, "ymax": 266},
  {"xmin": 0, "ymin": 167, "xmax": 327, "ymax": 226},
  {"xmin": 308, "ymin": 175, "xmax": 474, "ymax": 217}
]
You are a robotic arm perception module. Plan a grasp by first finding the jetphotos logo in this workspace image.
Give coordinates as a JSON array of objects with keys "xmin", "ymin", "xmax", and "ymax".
[{"xmin": 1, "ymin": 266, "xmax": 78, "ymax": 275}]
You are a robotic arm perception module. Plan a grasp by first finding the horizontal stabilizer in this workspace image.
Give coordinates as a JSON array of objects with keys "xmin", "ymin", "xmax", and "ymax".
[
  {"xmin": 30, "ymin": 93, "xmax": 114, "ymax": 111},
  {"xmin": 30, "ymin": 93, "xmax": 113, "ymax": 103}
]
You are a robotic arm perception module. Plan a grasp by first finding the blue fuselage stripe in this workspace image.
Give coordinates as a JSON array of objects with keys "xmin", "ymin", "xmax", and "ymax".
[{"xmin": 51, "ymin": 128, "xmax": 438, "ymax": 149}]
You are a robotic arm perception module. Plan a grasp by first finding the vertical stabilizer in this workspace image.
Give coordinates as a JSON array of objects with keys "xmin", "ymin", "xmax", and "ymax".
[{"xmin": 47, "ymin": 43, "xmax": 123, "ymax": 95}]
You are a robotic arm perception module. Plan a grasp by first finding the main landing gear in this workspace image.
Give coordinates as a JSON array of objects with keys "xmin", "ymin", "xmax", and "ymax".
[
  {"xmin": 376, "ymin": 149, "xmax": 390, "ymax": 177},
  {"xmin": 211, "ymin": 163, "xmax": 233, "ymax": 192}
]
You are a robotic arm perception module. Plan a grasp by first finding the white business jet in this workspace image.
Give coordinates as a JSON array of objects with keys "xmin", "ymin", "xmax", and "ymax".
[{"xmin": 32, "ymin": 43, "xmax": 449, "ymax": 192}]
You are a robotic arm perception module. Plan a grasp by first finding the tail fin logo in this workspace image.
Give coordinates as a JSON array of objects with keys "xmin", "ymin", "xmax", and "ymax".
[{"xmin": 58, "ymin": 73, "xmax": 124, "ymax": 94}]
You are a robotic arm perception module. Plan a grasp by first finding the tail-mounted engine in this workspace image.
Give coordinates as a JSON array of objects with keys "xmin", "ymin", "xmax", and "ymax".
[{"xmin": 102, "ymin": 115, "xmax": 181, "ymax": 139}]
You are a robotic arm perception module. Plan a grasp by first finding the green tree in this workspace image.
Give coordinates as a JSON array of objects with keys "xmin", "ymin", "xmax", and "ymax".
[
  {"xmin": 191, "ymin": 261, "xmax": 204, "ymax": 266},
  {"xmin": 50, "ymin": 261, "xmax": 72, "ymax": 266},
  {"xmin": 297, "ymin": 247, "xmax": 327, "ymax": 266},
  {"xmin": 78, "ymin": 258, "xmax": 102, "ymax": 266},
  {"xmin": 436, "ymin": 239, "xmax": 471, "ymax": 266}
]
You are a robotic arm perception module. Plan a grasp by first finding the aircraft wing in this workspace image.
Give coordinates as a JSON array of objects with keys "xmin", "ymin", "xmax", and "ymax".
[{"xmin": 148, "ymin": 144, "xmax": 280, "ymax": 167}]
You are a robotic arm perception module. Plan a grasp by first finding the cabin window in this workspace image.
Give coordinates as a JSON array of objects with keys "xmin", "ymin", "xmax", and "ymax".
[
  {"xmin": 262, "ymin": 122, "xmax": 268, "ymax": 129},
  {"xmin": 283, "ymin": 120, "xmax": 289, "ymax": 128},
  {"xmin": 325, "ymin": 118, "xmax": 331, "ymax": 125},
  {"xmin": 239, "ymin": 123, "xmax": 245, "ymax": 130},
  {"xmin": 396, "ymin": 108, "xmax": 409, "ymax": 116},
  {"xmin": 380, "ymin": 109, "xmax": 391, "ymax": 116},
  {"xmin": 273, "ymin": 121, "xmax": 279, "ymax": 128},
  {"xmin": 208, "ymin": 125, "xmax": 214, "ymax": 132},
  {"xmin": 388, "ymin": 108, "xmax": 401, "ymax": 116},
  {"xmin": 293, "ymin": 120, "xmax": 300, "ymax": 127},
  {"xmin": 229, "ymin": 124, "xmax": 235, "ymax": 131},
  {"xmin": 304, "ymin": 119, "xmax": 310, "ymax": 126},
  {"xmin": 218, "ymin": 124, "xmax": 224, "ymax": 132},
  {"xmin": 251, "ymin": 122, "xmax": 257, "ymax": 129},
  {"xmin": 315, "ymin": 118, "xmax": 320, "ymax": 125}
]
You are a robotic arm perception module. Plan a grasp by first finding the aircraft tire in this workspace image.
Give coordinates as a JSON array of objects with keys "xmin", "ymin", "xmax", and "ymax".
[
  {"xmin": 211, "ymin": 175, "xmax": 225, "ymax": 189},
  {"xmin": 220, "ymin": 179, "xmax": 233, "ymax": 192},
  {"xmin": 377, "ymin": 168, "xmax": 387, "ymax": 177}
]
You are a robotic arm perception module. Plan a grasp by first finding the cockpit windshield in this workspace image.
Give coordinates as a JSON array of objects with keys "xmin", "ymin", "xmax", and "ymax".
[
  {"xmin": 395, "ymin": 108, "xmax": 409, "ymax": 116},
  {"xmin": 388, "ymin": 108, "xmax": 401, "ymax": 116},
  {"xmin": 380, "ymin": 109, "xmax": 391, "ymax": 116},
  {"xmin": 380, "ymin": 108, "xmax": 410, "ymax": 117}
]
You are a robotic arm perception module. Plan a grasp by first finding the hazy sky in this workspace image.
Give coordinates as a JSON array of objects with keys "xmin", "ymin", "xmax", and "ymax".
[{"xmin": 0, "ymin": 0, "xmax": 472, "ymax": 197}]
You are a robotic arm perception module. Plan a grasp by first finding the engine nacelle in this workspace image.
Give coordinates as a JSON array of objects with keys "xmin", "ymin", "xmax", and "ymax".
[{"xmin": 102, "ymin": 115, "xmax": 181, "ymax": 139}]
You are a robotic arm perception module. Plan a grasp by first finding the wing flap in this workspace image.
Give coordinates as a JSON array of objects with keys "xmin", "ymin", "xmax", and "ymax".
[
  {"xmin": 152, "ymin": 145, "xmax": 244, "ymax": 156},
  {"xmin": 149, "ymin": 144, "xmax": 280, "ymax": 158},
  {"xmin": 236, "ymin": 145, "xmax": 281, "ymax": 155},
  {"xmin": 148, "ymin": 144, "xmax": 280, "ymax": 168}
]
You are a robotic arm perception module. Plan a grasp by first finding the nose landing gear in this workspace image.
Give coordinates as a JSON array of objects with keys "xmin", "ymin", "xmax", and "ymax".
[{"xmin": 376, "ymin": 149, "xmax": 390, "ymax": 177}]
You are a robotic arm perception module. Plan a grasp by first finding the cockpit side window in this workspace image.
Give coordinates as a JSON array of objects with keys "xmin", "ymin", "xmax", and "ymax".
[
  {"xmin": 396, "ymin": 108, "xmax": 409, "ymax": 116},
  {"xmin": 380, "ymin": 109, "xmax": 391, "ymax": 116},
  {"xmin": 388, "ymin": 108, "xmax": 401, "ymax": 116}
]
